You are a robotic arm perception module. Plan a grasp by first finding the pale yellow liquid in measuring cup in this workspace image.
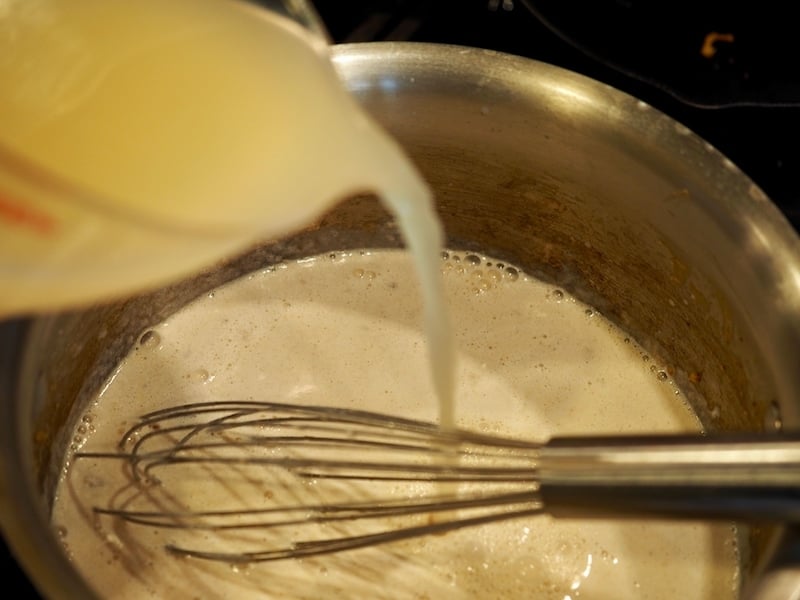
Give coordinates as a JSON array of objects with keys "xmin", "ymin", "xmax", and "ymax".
[
  {"xmin": 0, "ymin": 2, "xmax": 427, "ymax": 334},
  {"xmin": 0, "ymin": 0, "xmax": 454, "ymax": 421}
]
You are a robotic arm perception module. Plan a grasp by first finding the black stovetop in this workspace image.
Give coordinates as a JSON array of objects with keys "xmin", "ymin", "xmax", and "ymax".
[{"xmin": 5, "ymin": 1, "xmax": 799, "ymax": 597}]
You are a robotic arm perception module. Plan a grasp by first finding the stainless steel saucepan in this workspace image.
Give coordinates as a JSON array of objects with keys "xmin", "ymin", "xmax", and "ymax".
[{"xmin": 1, "ymin": 42, "xmax": 798, "ymax": 599}]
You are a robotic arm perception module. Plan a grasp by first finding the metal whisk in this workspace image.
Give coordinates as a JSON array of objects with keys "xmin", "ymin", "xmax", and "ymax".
[{"xmin": 74, "ymin": 400, "xmax": 800, "ymax": 563}]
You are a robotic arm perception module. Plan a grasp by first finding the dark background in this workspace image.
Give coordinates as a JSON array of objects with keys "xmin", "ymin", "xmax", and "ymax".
[{"xmin": 5, "ymin": 1, "xmax": 799, "ymax": 596}]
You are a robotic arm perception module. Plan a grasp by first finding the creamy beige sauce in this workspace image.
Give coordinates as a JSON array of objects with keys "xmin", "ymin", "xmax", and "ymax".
[{"xmin": 53, "ymin": 249, "xmax": 740, "ymax": 599}]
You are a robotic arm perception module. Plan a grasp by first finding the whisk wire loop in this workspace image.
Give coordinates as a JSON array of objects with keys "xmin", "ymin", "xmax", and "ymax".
[{"xmin": 75, "ymin": 400, "xmax": 543, "ymax": 562}]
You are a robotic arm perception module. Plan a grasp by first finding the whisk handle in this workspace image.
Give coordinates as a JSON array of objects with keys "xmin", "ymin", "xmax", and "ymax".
[{"xmin": 538, "ymin": 434, "xmax": 800, "ymax": 522}]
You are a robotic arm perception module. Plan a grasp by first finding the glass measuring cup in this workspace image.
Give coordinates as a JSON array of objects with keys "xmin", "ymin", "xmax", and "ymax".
[{"xmin": 0, "ymin": 0, "xmax": 364, "ymax": 317}]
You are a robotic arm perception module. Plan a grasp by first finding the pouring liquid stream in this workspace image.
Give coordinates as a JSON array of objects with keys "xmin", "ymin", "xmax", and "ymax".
[{"xmin": 0, "ymin": 0, "xmax": 455, "ymax": 424}]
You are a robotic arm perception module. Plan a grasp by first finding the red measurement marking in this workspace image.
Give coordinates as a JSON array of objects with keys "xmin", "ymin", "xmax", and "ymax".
[{"xmin": 0, "ymin": 193, "xmax": 57, "ymax": 235}]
